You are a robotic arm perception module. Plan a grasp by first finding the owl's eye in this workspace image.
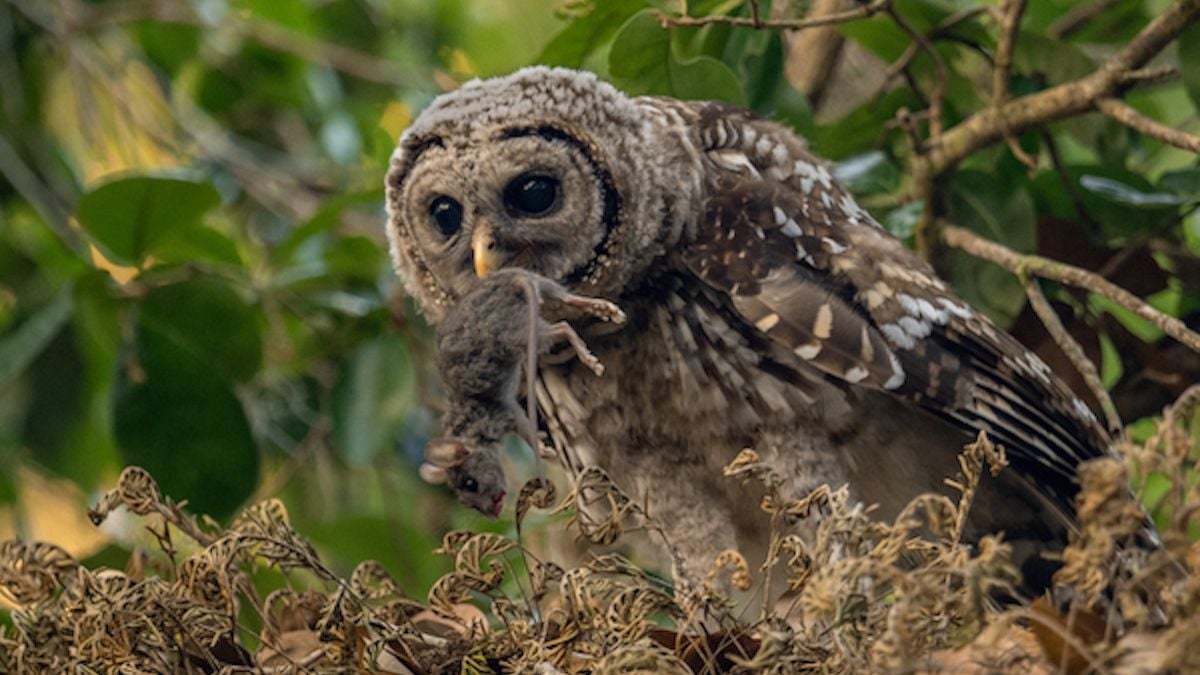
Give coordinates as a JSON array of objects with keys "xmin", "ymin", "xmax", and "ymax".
[
  {"xmin": 504, "ymin": 173, "xmax": 560, "ymax": 217},
  {"xmin": 461, "ymin": 476, "xmax": 479, "ymax": 493},
  {"xmin": 428, "ymin": 196, "xmax": 463, "ymax": 237}
]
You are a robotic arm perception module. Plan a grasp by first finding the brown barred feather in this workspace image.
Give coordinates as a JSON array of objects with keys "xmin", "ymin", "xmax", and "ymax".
[{"xmin": 680, "ymin": 101, "xmax": 1112, "ymax": 512}]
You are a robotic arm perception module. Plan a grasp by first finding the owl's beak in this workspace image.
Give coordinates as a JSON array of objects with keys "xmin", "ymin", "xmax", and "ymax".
[{"xmin": 472, "ymin": 225, "xmax": 506, "ymax": 277}]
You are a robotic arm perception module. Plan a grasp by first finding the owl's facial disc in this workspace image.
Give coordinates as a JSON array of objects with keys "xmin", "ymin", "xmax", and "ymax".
[{"xmin": 404, "ymin": 128, "xmax": 612, "ymax": 298}]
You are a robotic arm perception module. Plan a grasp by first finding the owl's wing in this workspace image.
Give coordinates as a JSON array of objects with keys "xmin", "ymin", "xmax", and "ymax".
[{"xmin": 674, "ymin": 101, "xmax": 1111, "ymax": 508}]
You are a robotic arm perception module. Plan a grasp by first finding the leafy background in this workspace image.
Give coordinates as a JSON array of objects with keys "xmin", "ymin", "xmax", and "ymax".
[{"xmin": 1, "ymin": 0, "xmax": 1198, "ymax": 626}]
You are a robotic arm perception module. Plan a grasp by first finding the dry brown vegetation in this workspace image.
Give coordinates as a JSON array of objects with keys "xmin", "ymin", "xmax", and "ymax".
[{"xmin": 2, "ymin": 387, "xmax": 1199, "ymax": 673}]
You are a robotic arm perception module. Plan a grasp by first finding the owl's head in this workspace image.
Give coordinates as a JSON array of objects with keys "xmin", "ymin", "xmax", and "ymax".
[{"xmin": 385, "ymin": 67, "xmax": 700, "ymax": 322}]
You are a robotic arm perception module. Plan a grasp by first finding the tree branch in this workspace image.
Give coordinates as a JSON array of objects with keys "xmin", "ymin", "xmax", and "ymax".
[
  {"xmin": 1096, "ymin": 98, "xmax": 1200, "ymax": 153},
  {"xmin": 1119, "ymin": 65, "xmax": 1181, "ymax": 87},
  {"xmin": 921, "ymin": 0, "xmax": 1200, "ymax": 178},
  {"xmin": 942, "ymin": 225, "xmax": 1200, "ymax": 355},
  {"xmin": 991, "ymin": 0, "xmax": 1026, "ymax": 106},
  {"xmin": 1025, "ymin": 280, "xmax": 1122, "ymax": 435}
]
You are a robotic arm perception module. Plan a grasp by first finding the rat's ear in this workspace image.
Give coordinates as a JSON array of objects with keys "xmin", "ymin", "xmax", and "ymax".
[
  {"xmin": 424, "ymin": 438, "xmax": 473, "ymax": 467},
  {"xmin": 419, "ymin": 463, "xmax": 448, "ymax": 484}
]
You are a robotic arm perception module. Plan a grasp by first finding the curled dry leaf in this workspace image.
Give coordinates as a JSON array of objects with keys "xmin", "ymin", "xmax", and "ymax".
[{"xmin": 516, "ymin": 476, "xmax": 558, "ymax": 526}]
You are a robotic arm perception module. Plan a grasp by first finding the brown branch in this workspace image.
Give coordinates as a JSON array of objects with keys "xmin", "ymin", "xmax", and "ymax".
[
  {"xmin": 1025, "ymin": 281, "xmax": 1122, "ymax": 435},
  {"xmin": 656, "ymin": 0, "xmax": 889, "ymax": 31},
  {"xmin": 942, "ymin": 225, "xmax": 1200, "ymax": 355},
  {"xmin": 1096, "ymin": 98, "xmax": 1200, "ymax": 153},
  {"xmin": 921, "ymin": 0, "xmax": 1200, "ymax": 179},
  {"xmin": 991, "ymin": 0, "xmax": 1026, "ymax": 106},
  {"xmin": 1120, "ymin": 65, "xmax": 1181, "ymax": 87},
  {"xmin": 992, "ymin": 0, "xmax": 1037, "ymax": 169}
]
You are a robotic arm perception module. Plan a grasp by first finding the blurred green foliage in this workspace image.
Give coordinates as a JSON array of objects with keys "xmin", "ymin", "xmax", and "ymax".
[{"xmin": 1, "ymin": 0, "xmax": 1198, "ymax": 611}]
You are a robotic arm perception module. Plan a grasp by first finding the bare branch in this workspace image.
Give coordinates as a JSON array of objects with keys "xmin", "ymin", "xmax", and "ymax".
[
  {"xmin": 1025, "ymin": 280, "xmax": 1122, "ymax": 435},
  {"xmin": 867, "ymin": 6, "xmax": 988, "ymax": 104},
  {"xmin": 991, "ymin": 0, "xmax": 1026, "ymax": 106},
  {"xmin": 942, "ymin": 225, "xmax": 1200, "ymax": 355},
  {"xmin": 990, "ymin": 0, "xmax": 1038, "ymax": 169},
  {"xmin": 656, "ymin": 0, "xmax": 889, "ymax": 31},
  {"xmin": 1120, "ymin": 65, "xmax": 1181, "ymax": 87},
  {"xmin": 1096, "ymin": 98, "xmax": 1200, "ymax": 153}
]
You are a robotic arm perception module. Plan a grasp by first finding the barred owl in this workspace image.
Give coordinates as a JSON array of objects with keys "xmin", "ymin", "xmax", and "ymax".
[{"xmin": 385, "ymin": 67, "xmax": 1117, "ymax": 593}]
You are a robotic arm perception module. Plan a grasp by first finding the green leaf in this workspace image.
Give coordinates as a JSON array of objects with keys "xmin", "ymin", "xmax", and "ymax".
[
  {"xmin": 134, "ymin": 21, "xmax": 201, "ymax": 75},
  {"xmin": 810, "ymin": 88, "xmax": 915, "ymax": 159},
  {"xmin": 1180, "ymin": 23, "xmax": 1200, "ymax": 110},
  {"xmin": 948, "ymin": 171, "xmax": 1036, "ymax": 250},
  {"xmin": 1098, "ymin": 332, "xmax": 1123, "ymax": 389},
  {"xmin": 137, "ymin": 278, "xmax": 263, "ymax": 383},
  {"xmin": 834, "ymin": 151, "xmax": 901, "ymax": 196},
  {"xmin": 839, "ymin": 16, "xmax": 911, "ymax": 62},
  {"xmin": 882, "ymin": 201, "xmax": 923, "ymax": 240},
  {"xmin": 114, "ymin": 364, "xmax": 259, "ymax": 521},
  {"xmin": 608, "ymin": 10, "xmax": 745, "ymax": 104},
  {"xmin": 324, "ymin": 235, "xmax": 388, "ymax": 286},
  {"xmin": 537, "ymin": 0, "xmax": 648, "ymax": 67},
  {"xmin": 153, "ymin": 225, "xmax": 244, "ymax": 267},
  {"xmin": 1184, "ymin": 208, "xmax": 1200, "ymax": 256},
  {"xmin": 1014, "ymin": 31, "xmax": 1096, "ymax": 85},
  {"xmin": 1031, "ymin": 165, "xmax": 1180, "ymax": 239},
  {"xmin": 1079, "ymin": 175, "xmax": 1187, "ymax": 208},
  {"xmin": 946, "ymin": 170, "xmax": 1035, "ymax": 326},
  {"xmin": 1158, "ymin": 167, "xmax": 1200, "ymax": 198},
  {"xmin": 1089, "ymin": 293, "xmax": 1163, "ymax": 343},
  {"xmin": 273, "ymin": 189, "xmax": 384, "ymax": 267},
  {"xmin": 76, "ymin": 176, "xmax": 221, "ymax": 267},
  {"xmin": 333, "ymin": 335, "xmax": 415, "ymax": 466},
  {"xmin": 0, "ymin": 286, "xmax": 72, "ymax": 388}
]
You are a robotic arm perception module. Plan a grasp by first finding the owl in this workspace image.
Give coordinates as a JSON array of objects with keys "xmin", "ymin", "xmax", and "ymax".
[
  {"xmin": 385, "ymin": 67, "xmax": 1123, "ymax": 594},
  {"xmin": 420, "ymin": 267, "xmax": 625, "ymax": 517}
]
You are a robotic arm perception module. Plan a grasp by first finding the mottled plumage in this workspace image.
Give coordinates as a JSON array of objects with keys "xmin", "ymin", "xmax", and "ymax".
[{"xmin": 386, "ymin": 67, "xmax": 1119, "ymax": 593}]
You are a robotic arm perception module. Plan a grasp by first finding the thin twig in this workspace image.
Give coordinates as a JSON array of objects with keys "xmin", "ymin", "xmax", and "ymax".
[
  {"xmin": 1096, "ymin": 97, "xmax": 1200, "ymax": 153},
  {"xmin": 1024, "ymin": 280, "xmax": 1123, "ymax": 435},
  {"xmin": 1039, "ymin": 129, "xmax": 1096, "ymax": 228},
  {"xmin": 991, "ymin": 0, "xmax": 1025, "ymax": 105},
  {"xmin": 867, "ymin": 6, "xmax": 988, "ymax": 104},
  {"xmin": 656, "ymin": 0, "xmax": 889, "ymax": 31},
  {"xmin": 888, "ymin": 6, "xmax": 948, "ymax": 139},
  {"xmin": 1119, "ymin": 64, "xmax": 1181, "ymax": 87},
  {"xmin": 992, "ymin": 0, "xmax": 1038, "ymax": 169},
  {"xmin": 942, "ymin": 225, "xmax": 1200, "ymax": 355}
]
